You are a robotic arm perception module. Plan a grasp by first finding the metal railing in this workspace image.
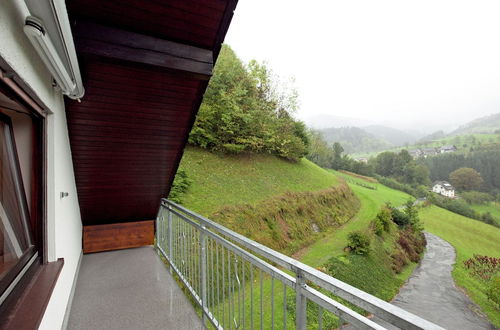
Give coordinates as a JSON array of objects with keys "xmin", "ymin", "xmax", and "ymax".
[{"xmin": 156, "ymin": 199, "xmax": 444, "ymax": 330}]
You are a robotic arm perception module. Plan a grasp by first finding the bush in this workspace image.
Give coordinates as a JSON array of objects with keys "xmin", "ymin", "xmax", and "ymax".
[
  {"xmin": 168, "ymin": 170, "xmax": 192, "ymax": 203},
  {"xmin": 347, "ymin": 230, "xmax": 371, "ymax": 255},
  {"xmin": 391, "ymin": 249, "xmax": 408, "ymax": 273},
  {"xmin": 460, "ymin": 191, "xmax": 495, "ymax": 205},
  {"xmin": 372, "ymin": 219, "xmax": 384, "ymax": 236},
  {"xmin": 222, "ymin": 143, "xmax": 246, "ymax": 154},
  {"xmin": 427, "ymin": 194, "xmax": 500, "ymax": 227},
  {"xmin": 373, "ymin": 175, "xmax": 422, "ymax": 198},
  {"xmin": 391, "ymin": 208, "xmax": 410, "ymax": 228},
  {"xmin": 463, "ymin": 255, "xmax": 500, "ymax": 281},
  {"xmin": 372, "ymin": 207, "xmax": 392, "ymax": 236},
  {"xmin": 487, "ymin": 273, "xmax": 500, "ymax": 308}
]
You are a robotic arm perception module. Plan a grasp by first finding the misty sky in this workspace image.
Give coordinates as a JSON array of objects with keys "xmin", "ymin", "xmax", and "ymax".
[{"xmin": 225, "ymin": 0, "xmax": 500, "ymax": 130}]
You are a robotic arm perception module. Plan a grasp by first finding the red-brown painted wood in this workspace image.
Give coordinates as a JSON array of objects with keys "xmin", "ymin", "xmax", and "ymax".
[
  {"xmin": 83, "ymin": 221, "xmax": 155, "ymax": 253},
  {"xmin": 66, "ymin": 1, "xmax": 238, "ymax": 227}
]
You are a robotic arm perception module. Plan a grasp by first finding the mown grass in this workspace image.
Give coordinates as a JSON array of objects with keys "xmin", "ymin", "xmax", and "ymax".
[
  {"xmin": 207, "ymin": 169, "xmax": 422, "ymax": 329},
  {"xmin": 298, "ymin": 170, "xmax": 412, "ymax": 267},
  {"xmin": 470, "ymin": 202, "xmax": 500, "ymax": 220},
  {"xmin": 175, "ymin": 150, "xmax": 424, "ymax": 328},
  {"xmin": 420, "ymin": 205, "xmax": 500, "ymax": 327},
  {"xmin": 177, "ymin": 146, "xmax": 338, "ymax": 215}
]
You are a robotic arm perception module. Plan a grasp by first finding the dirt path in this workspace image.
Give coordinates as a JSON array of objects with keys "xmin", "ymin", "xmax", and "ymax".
[{"xmin": 373, "ymin": 232, "xmax": 493, "ymax": 329}]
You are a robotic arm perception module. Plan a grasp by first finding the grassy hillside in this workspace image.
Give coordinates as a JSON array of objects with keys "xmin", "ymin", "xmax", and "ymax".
[
  {"xmin": 354, "ymin": 133, "xmax": 500, "ymax": 158},
  {"xmin": 421, "ymin": 206, "xmax": 500, "ymax": 326},
  {"xmin": 298, "ymin": 170, "xmax": 412, "ymax": 267},
  {"xmin": 450, "ymin": 112, "xmax": 500, "ymax": 135},
  {"xmin": 177, "ymin": 147, "xmax": 338, "ymax": 215},
  {"xmin": 174, "ymin": 148, "xmax": 499, "ymax": 327},
  {"xmin": 470, "ymin": 202, "xmax": 500, "ymax": 220}
]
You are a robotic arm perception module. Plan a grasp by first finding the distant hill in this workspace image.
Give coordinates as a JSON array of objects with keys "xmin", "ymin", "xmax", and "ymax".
[
  {"xmin": 418, "ymin": 130, "xmax": 446, "ymax": 143},
  {"xmin": 319, "ymin": 127, "xmax": 391, "ymax": 154},
  {"xmin": 363, "ymin": 125, "xmax": 421, "ymax": 146},
  {"xmin": 450, "ymin": 112, "xmax": 500, "ymax": 135},
  {"xmin": 305, "ymin": 114, "xmax": 376, "ymax": 129}
]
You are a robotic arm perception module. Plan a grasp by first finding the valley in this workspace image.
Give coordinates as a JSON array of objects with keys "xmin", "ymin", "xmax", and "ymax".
[{"xmin": 172, "ymin": 147, "xmax": 500, "ymax": 328}]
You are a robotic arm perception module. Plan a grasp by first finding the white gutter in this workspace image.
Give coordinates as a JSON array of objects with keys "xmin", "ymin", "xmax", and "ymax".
[{"xmin": 24, "ymin": 0, "xmax": 84, "ymax": 100}]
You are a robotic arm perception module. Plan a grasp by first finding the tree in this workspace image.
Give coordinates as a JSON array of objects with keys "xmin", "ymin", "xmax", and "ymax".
[
  {"xmin": 331, "ymin": 142, "xmax": 345, "ymax": 170},
  {"xmin": 189, "ymin": 45, "xmax": 308, "ymax": 161},
  {"xmin": 449, "ymin": 167, "xmax": 484, "ymax": 191}
]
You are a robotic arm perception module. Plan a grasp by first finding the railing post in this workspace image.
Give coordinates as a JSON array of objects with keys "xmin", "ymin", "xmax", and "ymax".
[
  {"xmin": 200, "ymin": 225, "xmax": 208, "ymax": 326},
  {"xmin": 168, "ymin": 205, "xmax": 173, "ymax": 274},
  {"xmin": 295, "ymin": 269, "xmax": 307, "ymax": 330}
]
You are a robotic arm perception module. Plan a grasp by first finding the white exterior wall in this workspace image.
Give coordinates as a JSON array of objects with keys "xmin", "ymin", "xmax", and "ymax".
[
  {"xmin": 432, "ymin": 184, "xmax": 455, "ymax": 198},
  {"xmin": 0, "ymin": 1, "xmax": 82, "ymax": 329}
]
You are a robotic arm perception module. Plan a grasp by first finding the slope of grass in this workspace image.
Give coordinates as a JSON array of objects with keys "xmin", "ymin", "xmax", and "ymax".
[
  {"xmin": 177, "ymin": 147, "xmax": 338, "ymax": 215},
  {"xmin": 298, "ymin": 170, "xmax": 412, "ymax": 267},
  {"xmin": 354, "ymin": 133, "xmax": 500, "ymax": 158},
  {"xmin": 173, "ymin": 152, "xmax": 428, "ymax": 328},
  {"xmin": 470, "ymin": 202, "xmax": 500, "ymax": 220},
  {"xmin": 420, "ymin": 206, "xmax": 500, "ymax": 327}
]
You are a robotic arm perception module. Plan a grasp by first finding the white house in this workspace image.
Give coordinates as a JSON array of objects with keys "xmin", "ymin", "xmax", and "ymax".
[
  {"xmin": 439, "ymin": 145, "xmax": 457, "ymax": 153},
  {"xmin": 432, "ymin": 181, "xmax": 456, "ymax": 198}
]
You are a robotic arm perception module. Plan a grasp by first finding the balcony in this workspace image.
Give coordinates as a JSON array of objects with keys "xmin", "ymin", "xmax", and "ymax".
[{"xmin": 67, "ymin": 200, "xmax": 443, "ymax": 330}]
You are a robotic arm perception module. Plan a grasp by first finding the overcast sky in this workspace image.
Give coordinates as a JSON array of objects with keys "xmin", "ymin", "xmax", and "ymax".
[{"xmin": 225, "ymin": 0, "xmax": 500, "ymax": 130}]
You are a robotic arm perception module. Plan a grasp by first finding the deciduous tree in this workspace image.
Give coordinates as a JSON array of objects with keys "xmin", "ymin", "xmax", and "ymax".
[{"xmin": 449, "ymin": 167, "xmax": 484, "ymax": 191}]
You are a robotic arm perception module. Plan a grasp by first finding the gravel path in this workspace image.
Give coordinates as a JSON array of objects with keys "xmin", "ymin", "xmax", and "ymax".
[{"xmin": 372, "ymin": 232, "xmax": 493, "ymax": 329}]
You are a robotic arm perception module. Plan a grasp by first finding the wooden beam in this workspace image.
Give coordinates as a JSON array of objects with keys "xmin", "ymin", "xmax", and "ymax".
[
  {"xmin": 73, "ymin": 21, "xmax": 213, "ymax": 77},
  {"xmin": 83, "ymin": 220, "xmax": 155, "ymax": 253}
]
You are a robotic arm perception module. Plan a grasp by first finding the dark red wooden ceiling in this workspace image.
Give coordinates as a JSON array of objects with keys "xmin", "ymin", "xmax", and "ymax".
[{"xmin": 66, "ymin": 0, "xmax": 237, "ymax": 225}]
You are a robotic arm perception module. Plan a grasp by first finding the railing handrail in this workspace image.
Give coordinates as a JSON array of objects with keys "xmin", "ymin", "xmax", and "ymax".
[{"xmin": 161, "ymin": 199, "xmax": 444, "ymax": 330}]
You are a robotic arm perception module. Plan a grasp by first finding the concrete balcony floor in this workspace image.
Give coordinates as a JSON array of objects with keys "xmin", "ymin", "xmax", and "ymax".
[{"xmin": 67, "ymin": 246, "xmax": 203, "ymax": 330}]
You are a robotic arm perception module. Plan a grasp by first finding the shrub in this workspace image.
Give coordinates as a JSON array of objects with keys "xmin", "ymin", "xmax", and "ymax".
[
  {"xmin": 463, "ymin": 255, "xmax": 500, "ymax": 281},
  {"xmin": 427, "ymin": 193, "xmax": 500, "ymax": 227},
  {"xmin": 460, "ymin": 191, "xmax": 495, "ymax": 205},
  {"xmin": 168, "ymin": 169, "xmax": 192, "ymax": 203},
  {"xmin": 222, "ymin": 143, "xmax": 246, "ymax": 154},
  {"xmin": 347, "ymin": 230, "xmax": 371, "ymax": 255},
  {"xmin": 391, "ymin": 249, "xmax": 408, "ymax": 273},
  {"xmin": 487, "ymin": 273, "xmax": 500, "ymax": 308},
  {"xmin": 372, "ymin": 207, "xmax": 392, "ymax": 236},
  {"xmin": 391, "ymin": 208, "xmax": 410, "ymax": 228},
  {"xmin": 371, "ymin": 219, "xmax": 384, "ymax": 236}
]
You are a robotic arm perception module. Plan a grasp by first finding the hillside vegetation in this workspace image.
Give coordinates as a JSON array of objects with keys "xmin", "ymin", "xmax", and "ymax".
[
  {"xmin": 173, "ymin": 147, "xmax": 499, "ymax": 327},
  {"xmin": 176, "ymin": 147, "xmax": 358, "ymax": 255},
  {"xmin": 450, "ymin": 112, "xmax": 500, "ymax": 135},
  {"xmin": 319, "ymin": 126, "xmax": 391, "ymax": 154},
  {"xmin": 178, "ymin": 147, "xmax": 338, "ymax": 215},
  {"xmin": 173, "ymin": 149, "xmax": 427, "ymax": 328}
]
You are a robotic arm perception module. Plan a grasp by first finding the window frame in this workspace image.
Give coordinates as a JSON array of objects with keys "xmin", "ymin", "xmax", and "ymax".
[{"xmin": 0, "ymin": 109, "xmax": 39, "ymax": 303}]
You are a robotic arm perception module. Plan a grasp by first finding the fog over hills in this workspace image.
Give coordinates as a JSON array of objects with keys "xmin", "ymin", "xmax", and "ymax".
[{"xmin": 307, "ymin": 112, "xmax": 500, "ymax": 154}]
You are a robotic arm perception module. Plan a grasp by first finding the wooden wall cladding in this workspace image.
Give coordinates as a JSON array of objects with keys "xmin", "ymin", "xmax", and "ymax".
[
  {"xmin": 67, "ymin": 0, "xmax": 227, "ymax": 49},
  {"xmin": 66, "ymin": 59, "xmax": 204, "ymax": 226},
  {"xmin": 83, "ymin": 221, "xmax": 155, "ymax": 253}
]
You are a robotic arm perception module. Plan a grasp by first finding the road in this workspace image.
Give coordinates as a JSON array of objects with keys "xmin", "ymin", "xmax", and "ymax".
[{"xmin": 372, "ymin": 232, "xmax": 493, "ymax": 329}]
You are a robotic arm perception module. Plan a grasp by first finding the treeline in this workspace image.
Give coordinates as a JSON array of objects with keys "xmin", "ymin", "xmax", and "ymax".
[
  {"xmin": 308, "ymin": 132, "xmax": 430, "ymax": 187},
  {"xmin": 189, "ymin": 45, "xmax": 308, "ymax": 161},
  {"xmin": 418, "ymin": 148, "xmax": 500, "ymax": 194},
  {"xmin": 307, "ymin": 131, "xmax": 374, "ymax": 176},
  {"xmin": 306, "ymin": 131, "xmax": 500, "ymax": 227}
]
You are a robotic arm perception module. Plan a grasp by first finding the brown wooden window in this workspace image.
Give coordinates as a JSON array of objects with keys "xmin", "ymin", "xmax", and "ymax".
[{"xmin": 0, "ymin": 113, "xmax": 37, "ymax": 304}]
